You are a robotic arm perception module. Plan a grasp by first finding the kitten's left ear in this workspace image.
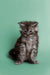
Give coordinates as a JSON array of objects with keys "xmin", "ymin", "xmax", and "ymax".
[
  {"xmin": 31, "ymin": 22, "xmax": 38, "ymax": 27},
  {"xmin": 31, "ymin": 22, "xmax": 38, "ymax": 32}
]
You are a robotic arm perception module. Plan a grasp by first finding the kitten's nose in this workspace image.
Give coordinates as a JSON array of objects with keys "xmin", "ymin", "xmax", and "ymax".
[{"xmin": 27, "ymin": 33, "xmax": 29, "ymax": 36}]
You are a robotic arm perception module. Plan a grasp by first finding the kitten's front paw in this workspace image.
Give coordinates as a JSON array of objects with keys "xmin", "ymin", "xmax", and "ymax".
[
  {"xmin": 34, "ymin": 60, "xmax": 39, "ymax": 64},
  {"xmin": 15, "ymin": 61, "xmax": 22, "ymax": 65}
]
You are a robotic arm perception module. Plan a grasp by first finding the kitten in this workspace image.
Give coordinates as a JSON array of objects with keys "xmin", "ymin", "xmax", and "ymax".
[{"xmin": 9, "ymin": 21, "xmax": 39, "ymax": 65}]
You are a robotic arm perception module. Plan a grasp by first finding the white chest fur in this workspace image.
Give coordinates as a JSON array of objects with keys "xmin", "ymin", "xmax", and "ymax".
[
  {"xmin": 26, "ymin": 38, "xmax": 33, "ymax": 51},
  {"xmin": 22, "ymin": 36, "xmax": 37, "ymax": 51}
]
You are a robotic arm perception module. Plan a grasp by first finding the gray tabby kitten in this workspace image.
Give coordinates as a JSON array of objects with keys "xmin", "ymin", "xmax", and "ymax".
[{"xmin": 9, "ymin": 21, "xmax": 39, "ymax": 65}]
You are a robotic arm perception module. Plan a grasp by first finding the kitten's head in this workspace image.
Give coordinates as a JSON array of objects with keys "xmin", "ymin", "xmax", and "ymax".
[{"xmin": 18, "ymin": 21, "xmax": 38, "ymax": 37}]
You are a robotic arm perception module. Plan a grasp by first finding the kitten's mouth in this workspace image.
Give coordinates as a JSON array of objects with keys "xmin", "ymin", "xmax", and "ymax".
[{"xmin": 24, "ymin": 34, "xmax": 32, "ymax": 38}]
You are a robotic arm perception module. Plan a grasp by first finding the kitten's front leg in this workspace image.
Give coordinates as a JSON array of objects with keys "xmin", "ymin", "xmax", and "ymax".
[
  {"xmin": 29, "ymin": 49, "xmax": 39, "ymax": 64},
  {"xmin": 15, "ymin": 43, "xmax": 26, "ymax": 65}
]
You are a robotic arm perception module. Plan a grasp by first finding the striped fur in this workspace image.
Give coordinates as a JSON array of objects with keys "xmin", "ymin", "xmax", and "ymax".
[{"xmin": 9, "ymin": 21, "xmax": 39, "ymax": 64}]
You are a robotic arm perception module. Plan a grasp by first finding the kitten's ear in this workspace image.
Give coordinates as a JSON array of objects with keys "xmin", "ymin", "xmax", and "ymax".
[
  {"xmin": 18, "ymin": 22, "xmax": 25, "ymax": 29},
  {"xmin": 31, "ymin": 22, "xmax": 38, "ymax": 32},
  {"xmin": 31, "ymin": 22, "xmax": 38, "ymax": 27},
  {"xmin": 34, "ymin": 22, "xmax": 38, "ymax": 32},
  {"xmin": 35, "ymin": 26, "xmax": 38, "ymax": 32}
]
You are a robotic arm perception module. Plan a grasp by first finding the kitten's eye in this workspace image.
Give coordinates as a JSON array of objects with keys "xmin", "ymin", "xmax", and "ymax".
[
  {"xmin": 30, "ymin": 30, "xmax": 32, "ymax": 33},
  {"xmin": 24, "ymin": 30, "xmax": 27, "ymax": 33}
]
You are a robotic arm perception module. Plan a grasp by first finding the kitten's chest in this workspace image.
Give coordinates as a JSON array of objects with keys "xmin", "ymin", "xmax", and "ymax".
[
  {"xmin": 26, "ymin": 38, "xmax": 33, "ymax": 51},
  {"xmin": 22, "ymin": 36, "xmax": 37, "ymax": 51},
  {"xmin": 22, "ymin": 37, "xmax": 33, "ymax": 51}
]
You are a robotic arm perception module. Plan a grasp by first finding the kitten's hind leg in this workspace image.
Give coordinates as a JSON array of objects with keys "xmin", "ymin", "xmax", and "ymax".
[
  {"xmin": 29, "ymin": 49, "xmax": 39, "ymax": 64},
  {"xmin": 15, "ymin": 60, "xmax": 22, "ymax": 65},
  {"xmin": 15, "ymin": 43, "xmax": 26, "ymax": 65}
]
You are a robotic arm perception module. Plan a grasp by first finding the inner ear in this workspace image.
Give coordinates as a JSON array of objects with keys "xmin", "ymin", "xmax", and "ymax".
[
  {"xmin": 34, "ymin": 22, "xmax": 38, "ymax": 32},
  {"xmin": 33, "ymin": 22, "xmax": 38, "ymax": 26},
  {"xmin": 18, "ymin": 22, "xmax": 25, "ymax": 26},
  {"xmin": 18, "ymin": 22, "xmax": 25, "ymax": 29},
  {"xmin": 35, "ymin": 26, "xmax": 38, "ymax": 32},
  {"xmin": 31, "ymin": 22, "xmax": 38, "ymax": 27}
]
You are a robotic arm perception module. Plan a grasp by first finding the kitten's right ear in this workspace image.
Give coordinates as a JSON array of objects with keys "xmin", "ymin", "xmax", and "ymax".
[{"xmin": 18, "ymin": 22, "xmax": 25, "ymax": 29}]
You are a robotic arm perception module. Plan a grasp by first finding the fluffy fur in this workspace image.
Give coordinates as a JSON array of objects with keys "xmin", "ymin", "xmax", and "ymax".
[{"xmin": 9, "ymin": 21, "xmax": 39, "ymax": 65}]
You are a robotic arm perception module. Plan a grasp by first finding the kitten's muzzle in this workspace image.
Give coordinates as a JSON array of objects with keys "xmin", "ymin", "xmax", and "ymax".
[{"xmin": 26, "ymin": 32, "xmax": 30, "ymax": 36}]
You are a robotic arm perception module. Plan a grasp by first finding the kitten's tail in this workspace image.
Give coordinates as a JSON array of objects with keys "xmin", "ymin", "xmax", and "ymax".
[
  {"xmin": 9, "ymin": 48, "xmax": 14, "ymax": 55},
  {"xmin": 9, "ymin": 48, "xmax": 16, "ymax": 60}
]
